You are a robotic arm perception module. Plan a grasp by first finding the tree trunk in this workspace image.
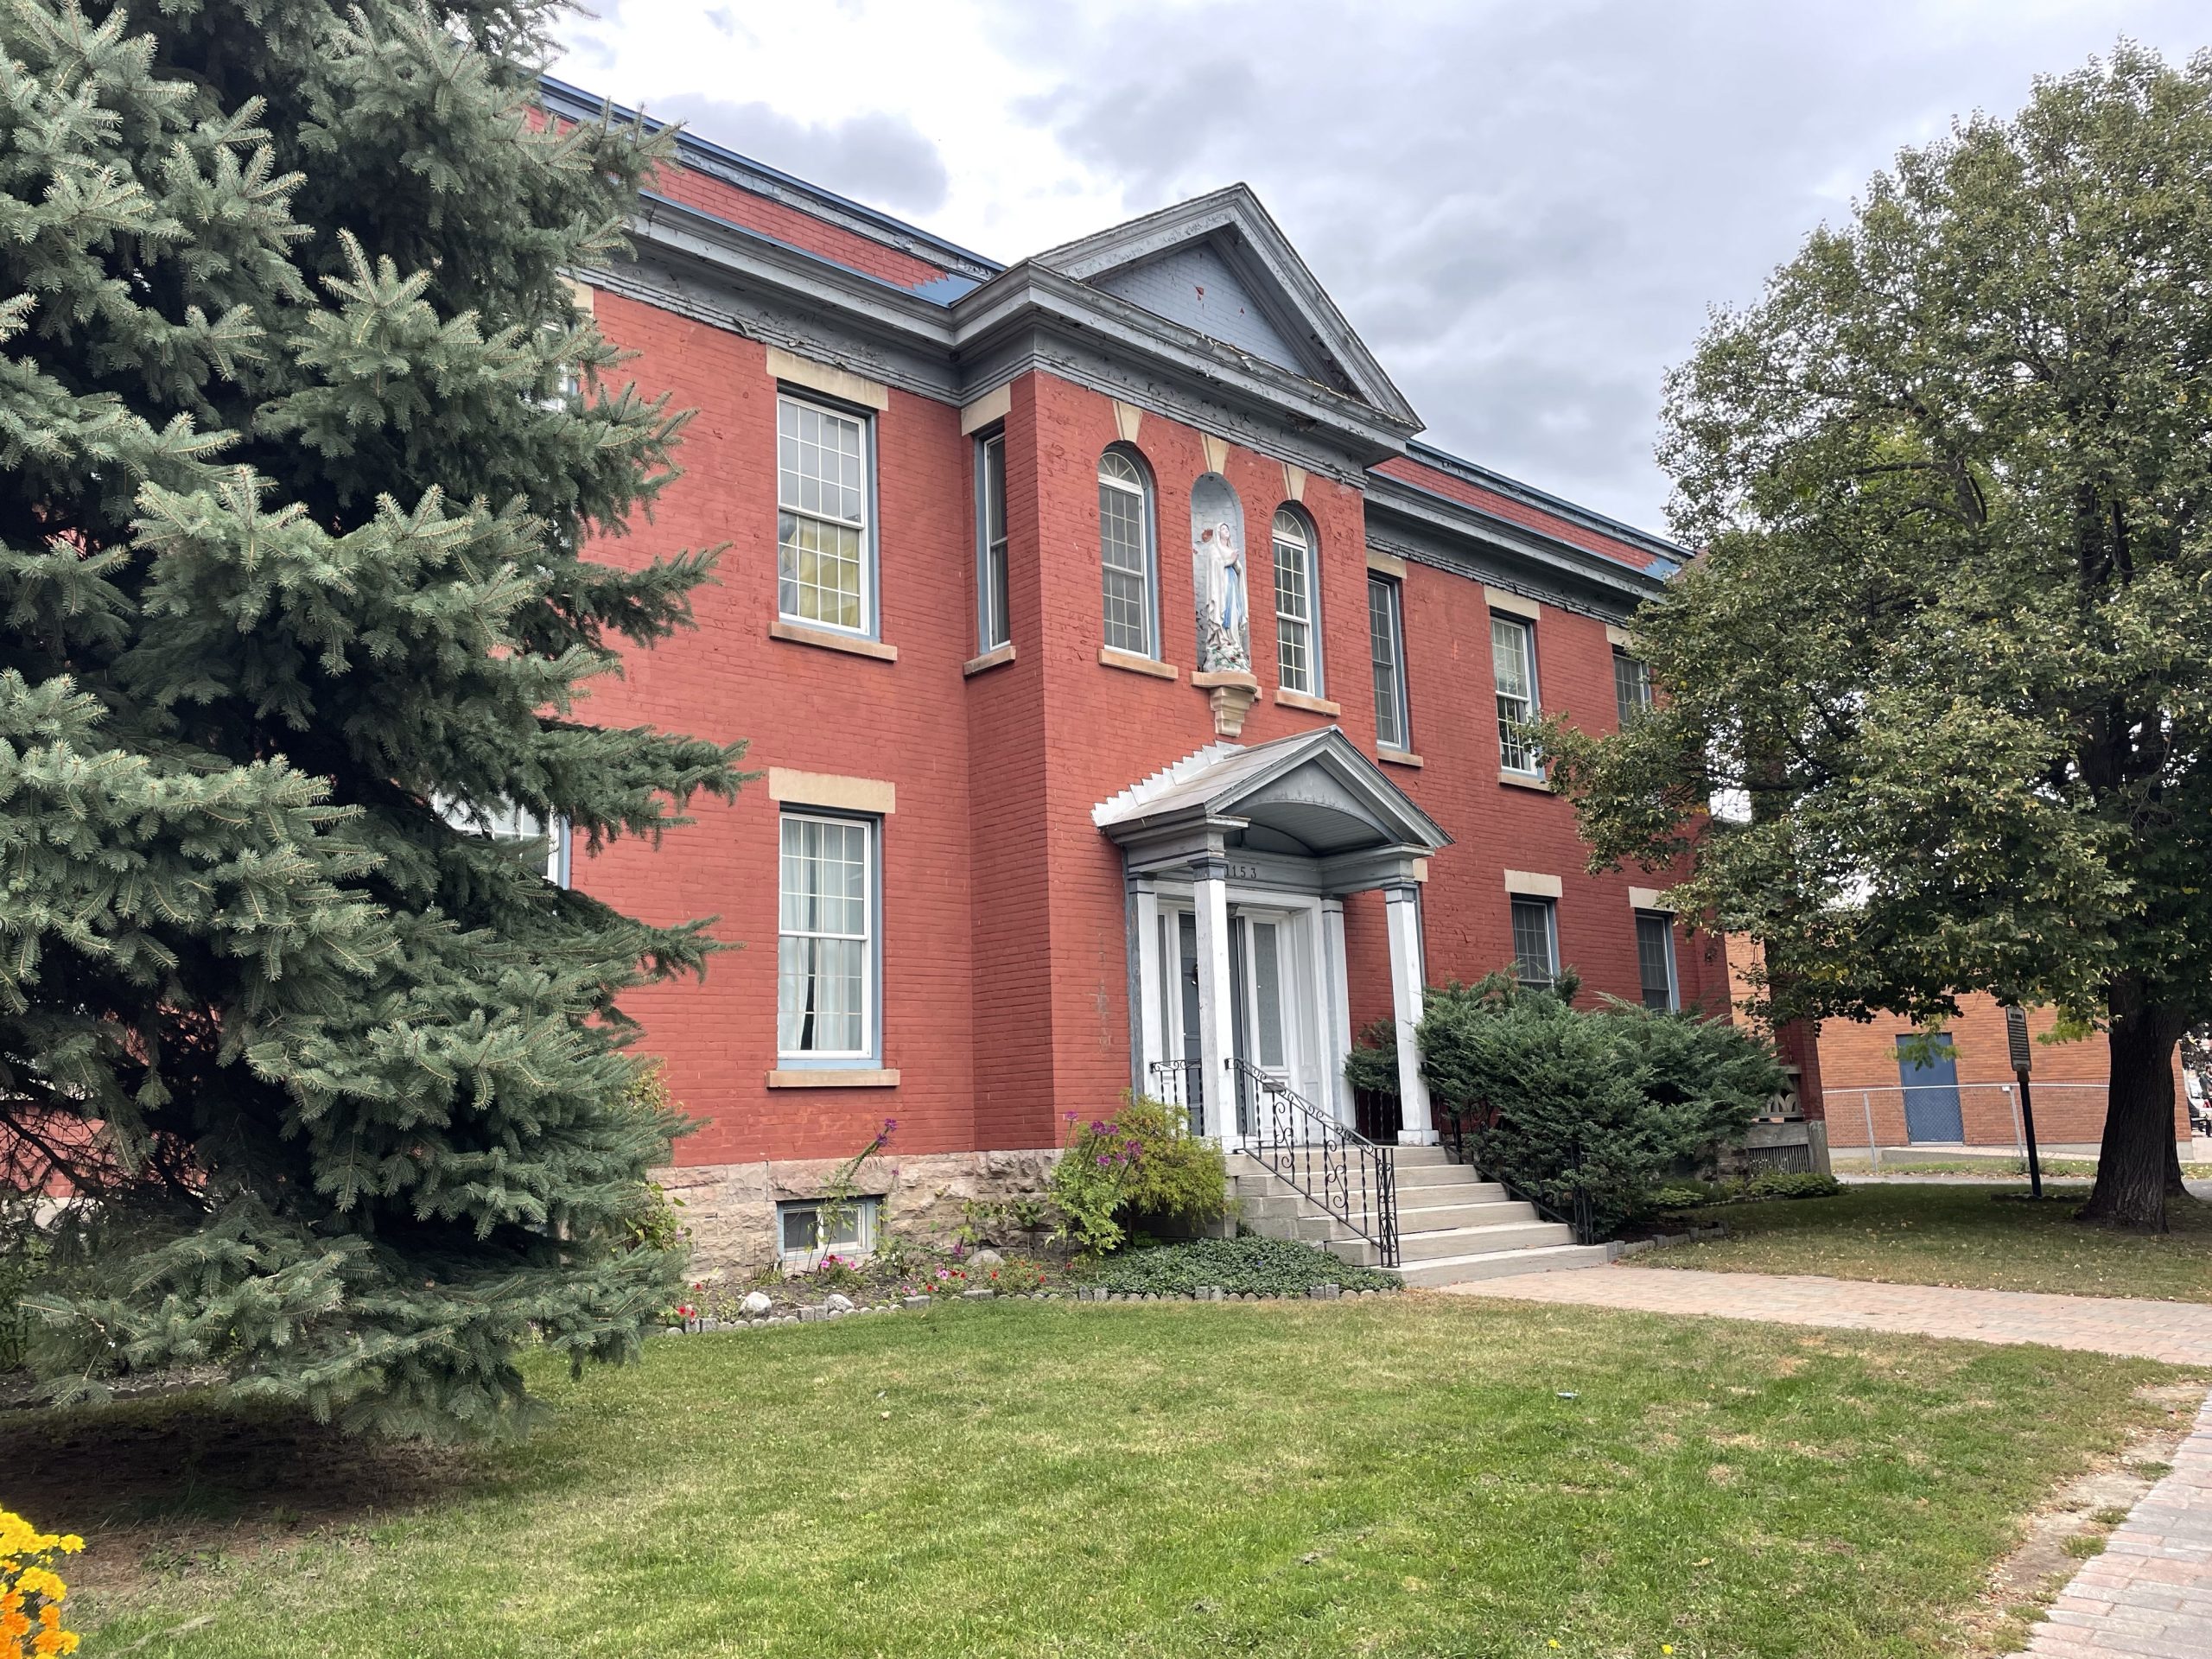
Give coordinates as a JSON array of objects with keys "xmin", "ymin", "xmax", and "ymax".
[{"xmin": 2079, "ymin": 989, "xmax": 2189, "ymax": 1232}]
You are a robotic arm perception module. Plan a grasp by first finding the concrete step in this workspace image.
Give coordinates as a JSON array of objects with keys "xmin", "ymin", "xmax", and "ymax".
[
  {"xmin": 1287, "ymin": 1200, "xmax": 1537, "ymax": 1243},
  {"xmin": 1394, "ymin": 1199, "xmax": 1541, "ymax": 1232},
  {"xmin": 1394, "ymin": 1243, "xmax": 1611, "ymax": 1288},
  {"xmin": 1392, "ymin": 1167, "xmax": 1503, "ymax": 1198},
  {"xmin": 1397, "ymin": 1219, "xmax": 1574, "ymax": 1262}
]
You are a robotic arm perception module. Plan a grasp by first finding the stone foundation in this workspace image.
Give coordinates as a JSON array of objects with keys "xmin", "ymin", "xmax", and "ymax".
[{"xmin": 656, "ymin": 1148, "xmax": 1059, "ymax": 1275}]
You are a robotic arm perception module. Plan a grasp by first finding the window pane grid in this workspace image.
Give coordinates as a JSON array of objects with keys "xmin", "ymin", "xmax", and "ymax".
[
  {"xmin": 1274, "ymin": 512, "xmax": 1313, "ymax": 694},
  {"xmin": 1100, "ymin": 454, "xmax": 1151, "ymax": 656},
  {"xmin": 778, "ymin": 397, "xmax": 868, "ymax": 632},
  {"xmin": 1614, "ymin": 652, "xmax": 1652, "ymax": 725},
  {"xmin": 1369, "ymin": 575, "xmax": 1405, "ymax": 749},
  {"xmin": 778, "ymin": 814, "xmax": 870, "ymax": 1057},
  {"xmin": 1636, "ymin": 912, "xmax": 1676, "ymax": 1011},
  {"xmin": 978, "ymin": 434, "xmax": 1009, "ymax": 651},
  {"xmin": 1492, "ymin": 615, "xmax": 1538, "ymax": 772},
  {"xmin": 1511, "ymin": 897, "xmax": 1557, "ymax": 989}
]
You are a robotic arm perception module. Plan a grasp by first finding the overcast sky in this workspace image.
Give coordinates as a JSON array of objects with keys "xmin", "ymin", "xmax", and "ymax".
[{"xmin": 556, "ymin": 1, "xmax": 2209, "ymax": 537}]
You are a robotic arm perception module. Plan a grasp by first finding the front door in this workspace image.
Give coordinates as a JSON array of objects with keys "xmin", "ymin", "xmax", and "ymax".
[{"xmin": 1156, "ymin": 900, "xmax": 1327, "ymax": 1144}]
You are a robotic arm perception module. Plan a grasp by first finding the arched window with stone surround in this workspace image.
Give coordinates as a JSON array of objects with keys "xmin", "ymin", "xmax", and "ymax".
[
  {"xmin": 1271, "ymin": 505, "xmax": 1322, "ymax": 696},
  {"xmin": 1098, "ymin": 446, "xmax": 1156, "ymax": 658}
]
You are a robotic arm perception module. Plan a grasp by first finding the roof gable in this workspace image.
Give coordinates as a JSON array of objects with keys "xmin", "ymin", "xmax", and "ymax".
[{"xmin": 1033, "ymin": 186, "xmax": 1419, "ymax": 428}]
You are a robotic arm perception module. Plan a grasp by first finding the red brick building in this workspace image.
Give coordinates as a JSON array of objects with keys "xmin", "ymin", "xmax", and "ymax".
[{"xmin": 548, "ymin": 82, "xmax": 1722, "ymax": 1268}]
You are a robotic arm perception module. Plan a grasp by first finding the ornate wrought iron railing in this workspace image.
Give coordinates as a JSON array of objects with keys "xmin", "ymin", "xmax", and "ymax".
[
  {"xmin": 1234, "ymin": 1058, "xmax": 1400, "ymax": 1268},
  {"xmin": 1147, "ymin": 1058, "xmax": 1206, "ymax": 1135},
  {"xmin": 1441, "ymin": 1112, "xmax": 1597, "ymax": 1245}
]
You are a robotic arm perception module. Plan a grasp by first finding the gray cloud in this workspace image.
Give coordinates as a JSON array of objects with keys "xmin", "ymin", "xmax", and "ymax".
[
  {"xmin": 985, "ymin": 0, "xmax": 2210, "ymax": 532},
  {"xmin": 651, "ymin": 94, "xmax": 951, "ymax": 213}
]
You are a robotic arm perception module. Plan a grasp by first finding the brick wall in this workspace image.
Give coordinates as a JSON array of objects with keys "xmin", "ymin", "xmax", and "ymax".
[
  {"xmin": 1818, "ymin": 995, "xmax": 2188, "ymax": 1149},
  {"xmin": 571, "ymin": 304, "xmax": 1716, "ymax": 1167}
]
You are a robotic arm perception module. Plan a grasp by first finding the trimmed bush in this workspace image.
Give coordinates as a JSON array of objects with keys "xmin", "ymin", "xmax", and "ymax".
[
  {"xmin": 1049, "ymin": 1096, "xmax": 1228, "ymax": 1256},
  {"xmin": 1419, "ymin": 974, "xmax": 1785, "ymax": 1239},
  {"xmin": 1080, "ymin": 1236, "xmax": 1399, "ymax": 1296}
]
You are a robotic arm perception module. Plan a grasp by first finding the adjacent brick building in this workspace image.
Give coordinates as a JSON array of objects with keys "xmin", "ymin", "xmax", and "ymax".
[{"xmin": 545, "ymin": 82, "xmax": 1731, "ymax": 1268}]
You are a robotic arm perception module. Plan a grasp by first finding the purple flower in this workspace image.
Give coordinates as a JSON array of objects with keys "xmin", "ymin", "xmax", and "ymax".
[
  {"xmin": 1090, "ymin": 1119, "xmax": 1109, "ymax": 1135},
  {"xmin": 1096, "ymin": 1153, "xmax": 1113, "ymax": 1166}
]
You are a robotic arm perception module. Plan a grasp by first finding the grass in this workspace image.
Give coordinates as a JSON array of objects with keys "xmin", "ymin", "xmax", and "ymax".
[
  {"xmin": 1639, "ymin": 1182, "xmax": 2212, "ymax": 1301},
  {"xmin": 43, "ymin": 1296, "xmax": 2200, "ymax": 1658}
]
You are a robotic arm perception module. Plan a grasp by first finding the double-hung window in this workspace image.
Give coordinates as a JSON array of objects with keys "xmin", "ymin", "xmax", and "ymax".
[
  {"xmin": 1636, "ymin": 912, "xmax": 1678, "ymax": 1011},
  {"xmin": 777, "ymin": 394, "xmax": 871, "ymax": 633},
  {"xmin": 436, "ymin": 795, "xmax": 570, "ymax": 887},
  {"xmin": 1099, "ymin": 448, "xmax": 1154, "ymax": 656},
  {"xmin": 1368, "ymin": 574, "xmax": 1408, "ymax": 750},
  {"xmin": 976, "ymin": 431, "xmax": 1009, "ymax": 652},
  {"xmin": 777, "ymin": 812, "xmax": 874, "ymax": 1059},
  {"xmin": 1273, "ymin": 509, "xmax": 1320, "ymax": 695},
  {"xmin": 1510, "ymin": 896, "xmax": 1559, "ymax": 990},
  {"xmin": 1491, "ymin": 614, "xmax": 1540, "ymax": 773},
  {"xmin": 1614, "ymin": 651, "xmax": 1653, "ymax": 726}
]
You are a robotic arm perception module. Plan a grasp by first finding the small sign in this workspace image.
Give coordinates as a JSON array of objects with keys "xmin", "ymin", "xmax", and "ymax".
[{"xmin": 2005, "ymin": 1004, "xmax": 2032, "ymax": 1075}]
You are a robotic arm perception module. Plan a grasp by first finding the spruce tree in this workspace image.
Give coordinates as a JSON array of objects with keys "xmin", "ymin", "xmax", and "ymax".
[{"xmin": 0, "ymin": 0, "xmax": 743, "ymax": 1433}]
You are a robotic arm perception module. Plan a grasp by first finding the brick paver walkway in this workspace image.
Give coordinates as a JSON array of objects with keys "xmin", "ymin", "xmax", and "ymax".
[
  {"xmin": 1446, "ymin": 1267, "xmax": 2212, "ymax": 1365},
  {"xmin": 1446, "ymin": 1266, "xmax": 2212, "ymax": 1656},
  {"xmin": 2022, "ymin": 1389, "xmax": 2212, "ymax": 1657}
]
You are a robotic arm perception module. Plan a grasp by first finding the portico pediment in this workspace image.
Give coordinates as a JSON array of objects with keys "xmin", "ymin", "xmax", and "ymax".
[{"xmin": 1093, "ymin": 728, "xmax": 1449, "ymax": 883}]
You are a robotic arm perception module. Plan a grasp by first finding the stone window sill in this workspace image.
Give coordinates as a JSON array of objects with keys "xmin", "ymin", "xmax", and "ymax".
[
  {"xmin": 1498, "ymin": 768, "xmax": 1552, "ymax": 791},
  {"xmin": 1099, "ymin": 646, "xmax": 1178, "ymax": 681},
  {"xmin": 765, "ymin": 1067, "xmax": 900, "ymax": 1089},
  {"xmin": 1274, "ymin": 688, "xmax": 1342, "ymax": 717},
  {"xmin": 963, "ymin": 642, "xmax": 1016, "ymax": 677},
  {"xmin": 1378, "ymin": 749, "xmax": 1424, "ymax": 768},
  {"xmin": 770, "ymin": 620, "xmax": 898, "ymax": 662}
]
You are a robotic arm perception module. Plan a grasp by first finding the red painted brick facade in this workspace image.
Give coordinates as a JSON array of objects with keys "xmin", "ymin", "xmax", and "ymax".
[{"xmin": 563, "ymin": 134, "xmax": 1726, "ymax": 1176}]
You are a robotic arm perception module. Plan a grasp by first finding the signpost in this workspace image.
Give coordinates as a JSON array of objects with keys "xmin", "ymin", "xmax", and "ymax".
[{"xmin": 2005, "ymin": 1004, "xmax": 2044, "ymax": 1199}]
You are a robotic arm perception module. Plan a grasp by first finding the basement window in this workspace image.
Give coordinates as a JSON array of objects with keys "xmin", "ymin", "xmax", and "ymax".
[{"xmin": 778, "ymin": 1196, "xmax": 878, "ymax": 1262}]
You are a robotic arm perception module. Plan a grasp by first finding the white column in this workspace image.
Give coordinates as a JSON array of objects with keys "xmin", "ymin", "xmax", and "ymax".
[
  {"xmin": 1383, "ymin": 883, "xmax": 1436, "ymax": 1146},
  {"xmin": 1135, "ymin": 883, "xmax": 1164, "ymax": 1087},
  {"xmin": 1320, "ymin": 898, "xmax": 1351, "ymax": 1122},
  {"xmin": 1191, "ymin": 859, "xmax": 1239, "ymax": 1143}
]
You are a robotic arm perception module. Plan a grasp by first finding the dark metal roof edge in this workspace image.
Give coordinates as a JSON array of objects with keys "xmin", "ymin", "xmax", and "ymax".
[
  {"xmin": 538, "ymin": 75, "xmax": 1005, "ymax": 280},
  {"xmin": 1400, "ymin": 439, "xmax": 1689, "ymax": 568}
]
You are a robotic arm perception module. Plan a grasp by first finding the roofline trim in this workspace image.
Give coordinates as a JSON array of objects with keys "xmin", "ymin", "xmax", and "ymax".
[
  {"xmin": 1400, "ymin": 439, "xmax": 1690, "ymax": 567},
  {"xmin": 537, "ymin": 75, "xmax": 1004, "ymax": 280}
]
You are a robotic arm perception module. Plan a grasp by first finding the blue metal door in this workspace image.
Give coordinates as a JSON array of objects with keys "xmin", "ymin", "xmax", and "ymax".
[{"xmin": 1896, "ymin": 1034, "xmax": 1965, "ymax": 1142}]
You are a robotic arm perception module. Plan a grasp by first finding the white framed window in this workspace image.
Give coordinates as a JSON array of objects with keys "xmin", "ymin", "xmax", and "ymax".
[
  {"xmin": 1492, "ymin": 613, "xmax": 1540, "ymax": 773},
  {"xmin": 1368, "ymin": 574, "xmax": 1408, "ymax": 750},
  {"xmin": 778, "ymin": 1196, "xmax": 878, "ymax": 1261},
  {"xmin": 1510, "ymin": 895, "xmax": 1559, "ymax": 990},
  {"xmin": 777, "ymin": 394, "xmax": 872, "ymax": 634},
  {"xmin": 1614, "ymin": 651, "xmax": 1652, "ymax": 726},
  {"xmin": 1273, "ymin": 508, "xmax": 1321, "ymax": 695},
  {"xmin": 435, "ymin": 795, "xmax": 570, "ymax": 888},
  {"xmin": 1099, "ymin": 448, "xmax": 1155, "ymax": 656},
  {"xmin": 777, "ymin": 811, "xmax": 874, "ymax": 1059},
  {"xmin": 1636, "ymin": 911, "xmax": 1678, "ymax": 1011},
  {"xmin": 976, "ymin": 430, "xmax": 1009, "ymax": 652}
]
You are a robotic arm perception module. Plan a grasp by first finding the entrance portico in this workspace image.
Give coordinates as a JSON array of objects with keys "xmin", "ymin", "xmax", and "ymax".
[{"xmin": 1094, "ymin": 728, "xmax": 1452, "ymax": 1147}]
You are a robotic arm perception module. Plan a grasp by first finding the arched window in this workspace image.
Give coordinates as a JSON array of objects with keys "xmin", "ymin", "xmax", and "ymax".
[
  {"xmin": 1272, "ymin": 506, "xmax": 1321, "ymax": 696},
  {"xmin": 1099, "ymin": 448, "xmax": 1155, "ymax": 657}
]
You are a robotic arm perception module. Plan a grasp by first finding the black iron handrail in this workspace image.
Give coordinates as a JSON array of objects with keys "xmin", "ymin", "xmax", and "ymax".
[
  {"xmin": 1234, "ymin": 1058, "xmax": 1400, "ymax": 1268},
  {"xmin": 1147, "ymin": 1058, "xmax": 1206, "ymax": 1136},
  {"xmin": 1442, "ymin": 1112, "xmax": 1597, "ymax": 1245}
]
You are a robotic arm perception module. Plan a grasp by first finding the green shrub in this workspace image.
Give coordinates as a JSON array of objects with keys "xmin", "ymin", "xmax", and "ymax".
[
  {"xmin": 1646, "ymin": 1171, "xmax": 1844, "ymax": 1214},
  {"xmin": 1419, "ymin": 974, "xmax": 1783, "ymax": 1239},
  {"xmin": 1049, "ymin": 1096, "xmax": 1228, "ymax": 1256},
  {"xmin": 1080, "ymin": 1236, "xmax": 1399, "ymax": 1296},
  {"xmin": 1342, "ymin": 1017, "xmax": 1402, "ymax": 1098}
]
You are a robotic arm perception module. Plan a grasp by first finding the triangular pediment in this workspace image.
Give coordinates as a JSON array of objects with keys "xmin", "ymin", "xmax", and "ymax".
[
  {"xmin": 1034, "ymin": 187, "xmax": 1419, "ymax": 427},
  {"xmin": 1093, "ymin": 728, "xmax": 1450, "ymax": 860}
]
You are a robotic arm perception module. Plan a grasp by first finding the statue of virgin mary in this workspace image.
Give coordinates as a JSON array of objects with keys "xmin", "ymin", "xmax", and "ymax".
[{"xmin": 1191, "ymin": 505, "xmax": 1250, "ymax": 673}]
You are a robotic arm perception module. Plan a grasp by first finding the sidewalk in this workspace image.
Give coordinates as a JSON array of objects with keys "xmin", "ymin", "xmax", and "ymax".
[
  {"xmin": 1444, "ymin": 1267, "xmax": 2212, "ymax": 1656},
  {"xmin": 1446, "ymin": 1266, "xmax": 2212, "ymax": 1364}
]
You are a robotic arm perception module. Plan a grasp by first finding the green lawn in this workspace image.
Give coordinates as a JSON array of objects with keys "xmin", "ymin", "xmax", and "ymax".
[
  {"xmin": 48, "ymin": 1297, "xmax": 2198, "ymax": 1658},
  {"xmin": 1641, "ymin": 1183, "xmax": 2212, "ymax": 1301}
]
